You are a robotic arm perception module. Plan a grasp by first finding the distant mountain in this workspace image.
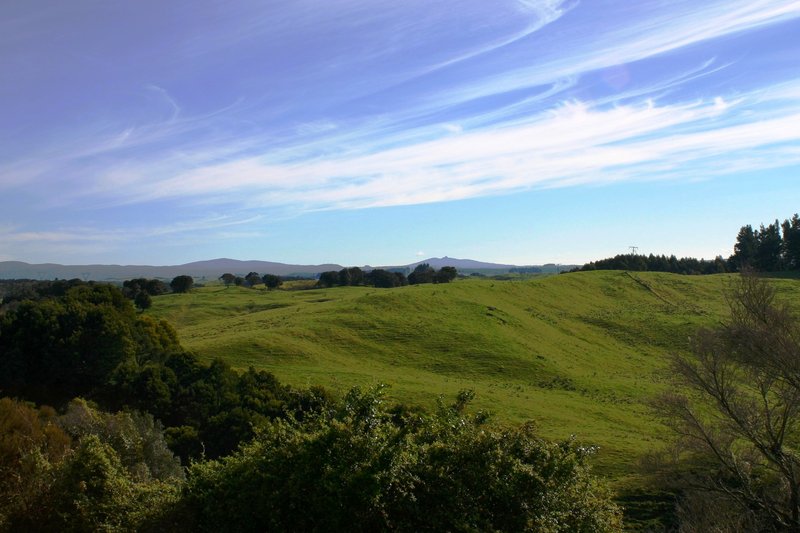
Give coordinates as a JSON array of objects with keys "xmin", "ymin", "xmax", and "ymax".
[
  {"xmin": 0, "ymin": 259, "xmax": 345, "ymax": 282},
  {"xmin": 389, "ymin": 257, "xmax": 577, "ymax": 274},
  {"xmin": 404, "ymin": 256, "xmax": 517, "ymax": 270},
  {"xmin": 0, "ymin": 257, "xmax": 577, "ymax": 281}
]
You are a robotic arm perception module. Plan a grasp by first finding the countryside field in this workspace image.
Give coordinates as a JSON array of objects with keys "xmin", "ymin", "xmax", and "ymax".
[{"xmin": 147, "ymin": 271, "xmax": 800, "ymax": 485}]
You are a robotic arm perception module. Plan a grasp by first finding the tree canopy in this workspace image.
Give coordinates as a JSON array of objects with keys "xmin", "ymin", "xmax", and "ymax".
[
  {"xmin": 181, "ymin": 386, "xmax": 621, "ymax": 532},
  {"xmin": 576, "ymin": 212, "xmax": 800, "ymax": 275},
  {"xmin": 261, "ymin": 274, "xmax": 282, "ymax": 290},
  {"xmin": 169, "ymin": 275, "xmax": 194, "ymax": 293}
]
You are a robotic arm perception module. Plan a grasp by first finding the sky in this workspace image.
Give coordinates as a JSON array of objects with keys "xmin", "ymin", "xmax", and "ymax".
[{"xmin": 1, "ymin": 0, "xmax": 800, "ymax": 267}]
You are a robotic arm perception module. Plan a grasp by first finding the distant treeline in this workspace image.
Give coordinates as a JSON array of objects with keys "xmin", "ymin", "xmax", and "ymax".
[
  {"xmin": 1, "ymin": 276, "xmax": 194, "ymax": 313},
  {"xmin": 575, "ymin": 254, "xmax": 729, "ymax": 275},
  {"xmin": 509, "ymin": 266, "xmax": 543, "ymax": 274},
  {"xmin": 574, "ymin": 213, "xmax": 800, "ymax": 275},
  {"xmin": 317, "ymin": 263, "xmax": 458, "ymax": 288},
  {"xmin": 218, "ymin": 266, "xmax": 458, "ymax": 290}
]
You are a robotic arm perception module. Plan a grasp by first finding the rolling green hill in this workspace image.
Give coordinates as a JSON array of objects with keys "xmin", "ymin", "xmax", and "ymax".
[{"xmin": 146, "ymin": 271, "xmax": 800, "ymax": 483}]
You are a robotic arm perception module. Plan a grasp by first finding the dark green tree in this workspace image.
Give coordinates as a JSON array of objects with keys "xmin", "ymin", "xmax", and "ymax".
[
  {"xmin": 731, "ymin": 225, "xmax": 758, "ymax": 270},
  {"xmin": 318, "ymin": 271, "xmax": 339, "ymax": 288},
  {"xmin": 145, "ymin": 279, "xmax": 169, "ymax": 295},
  {"xmin": 122, "ymin": 278, "xmax": 168, "ymax": 304},
  {"xmin": 134, "ymin": 291, "xmax": 152, "ymax": 311},
  {"xmin": 336, "ymin": 266, "xmax": 365, "ymax": 286},
  {"xmin": 782, "ymin": 214, "xmax": 800, "ymax": 270},
  {"xmin": 169, "ymin": 276, "xmax": 194, "ymax": 293},
  {"xmin": 182, "ymin": 387, "xmax": 621, "ymax": 532},
  {"xmin": 408, "ymin": 263, "xmax": 435, "ymax": 285},
  {"xmin": 261, "ymin": 274, "xmax": 282, "ymax": 290},
  {"xmin": 366, "ymin": 269, "xmax": 406, "ymax": 288},
  {"xmin": 754, "ymin": 220, "xmax": 783, "ymax": 272},
  {"xmin": 219, "ymin": 273, "xmax": 236, "ymax": 287},
  {"xmin": 0, "ymin": 286, "xmax": 138, "ymax": 405},
  {"xmin": 245, "ymin": 272, "xmax": 262, "ymax": 287},
  {"xmin": 435, "ymin": 265, "xmax": 458, "ymax": 283}
]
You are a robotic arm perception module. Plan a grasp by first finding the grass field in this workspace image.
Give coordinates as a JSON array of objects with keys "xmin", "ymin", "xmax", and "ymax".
[{"xmin": 147, "ymin": 271, "xmax": 800, "ymax": 486}]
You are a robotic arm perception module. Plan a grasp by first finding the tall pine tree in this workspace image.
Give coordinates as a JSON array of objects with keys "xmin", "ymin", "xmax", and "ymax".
[
  {"xmin": 754, "ymin": 221, "xmax": 783, "ymax": 272},
  {"xmin": 732, "ymin": 224, "xmax": 757, "ymax": 269},
  {"xmin": 782, "ymin": 214, "xmax": 800, "ymax": 270}
]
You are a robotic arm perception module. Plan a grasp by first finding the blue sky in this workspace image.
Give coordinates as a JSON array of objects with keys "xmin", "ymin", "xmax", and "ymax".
[{"xmin": 2, "ymin": 0, "xmax": 799, "ymax": 266}]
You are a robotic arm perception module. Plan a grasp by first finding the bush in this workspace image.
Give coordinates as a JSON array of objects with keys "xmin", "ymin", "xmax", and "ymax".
[
  {"xmin": 169, "ymin": 276, "xmax": 194, "ymax": 293},
  {"xmin": 181, "ymin": 387, "xmax": 621, "ymax": 532}
]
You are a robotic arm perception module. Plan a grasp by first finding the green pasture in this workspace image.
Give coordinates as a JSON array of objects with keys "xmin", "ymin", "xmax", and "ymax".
[{"xmin": 146, "ymin": 271, "xmax": 800, "ymax": 484}]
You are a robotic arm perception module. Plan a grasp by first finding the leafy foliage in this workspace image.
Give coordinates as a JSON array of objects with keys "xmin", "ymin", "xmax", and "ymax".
[
  {"xmin": 576, "ymin": 253, "xmax": 728, "ymax": 275},
  {"xmin": 134, "ymin": 291, "xmax": 153, "ymax": 311},
  {"xmin": 0, "ymin": 284, "xmax": 141, "ymax": 405},
  {"xmin": 169, "ymin": 275, "xmax": 194, "ymax": 293},
  {"xmin": 180, "ymin": 386, "xmax": 621, "ymax": 532},
  {"xmin": 365, "ymin": 268, "xmax": 408, "ymax": 288},
  {"xmin": 244, "ymin": 272, "xmax": 262, "ymax": 287},
  {"xmin": 219, "ymin": 273, "xmax": 236, "ymax": 286},
  {"xmin": 0, "ymin": 283, "xmax": 332, "ymax": 462},
  {"xmin": 123, "ymin": 278, "xmax": 169, "ymax": 298},
  {"xmin": 0, "ymin": 397, "xmax": 181, "ymax": 531},
  {"xmin": 338, "ymin": 266, "xmax": 364, "ymax": 286},
  {"xmin": 261, "ymin": 273, "xmax": 282, "ymax": 289},
  {"xmin": 318, "ymin": 270, "xmax": 339, "ymax": 288}
]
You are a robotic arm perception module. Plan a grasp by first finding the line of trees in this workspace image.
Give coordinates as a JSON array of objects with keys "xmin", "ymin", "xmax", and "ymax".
[
  {"xmin": 219, "ymin": 272, "xmax": 283, "ymax": 290},
  {"xmin": 576, "ymin": 254, "xmax": 729, "ymax": 275},
  {"xmin": 575, "ymin": 213, "xmax": 800, "ymax": 275},
  {"xmin": 730, "ymin": 214, "xmax": 800, "ymax": 271},
  {"xmin": 318, "ymin": 264, "xmax": 458, "ymax": 289},
  {"xmin": 123, "ymin": 277, "xmax": 170, "ymax": 310}
]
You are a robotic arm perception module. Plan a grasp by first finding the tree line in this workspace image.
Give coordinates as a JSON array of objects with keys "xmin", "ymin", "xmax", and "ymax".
[
  {"xmin": 575, "ymin": 213, "xmax": 800, "ymax": 274},
  {"xmin": 575, "ymin": 254, "xmax": 729, "ymax": 275},
  {"xmin": 213, "ymin": 264, "xmax": 458, "ymax": 290},
  {"xmin": 219, "ymin": 272, "xmax": 283, "ymax": 289},
  {"xmin": 729, "ymin": 214, "xmax": 800, "ymax": 271},
  {"xmin": 318, "ymin": 264, "xmax": 458, "ymax": 288}
]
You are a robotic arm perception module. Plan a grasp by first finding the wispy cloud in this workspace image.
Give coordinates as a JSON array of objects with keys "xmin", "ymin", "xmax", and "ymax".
[
  {"xmin": 68, "ymin": 79, "xmax": 800, "ymax": 214},
  {"xmin": 1, "ymin": 0, "xmax": 799, "ymax": 263}
]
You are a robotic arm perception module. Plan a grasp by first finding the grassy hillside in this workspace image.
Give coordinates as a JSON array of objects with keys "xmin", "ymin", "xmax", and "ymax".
[{"xmin": 146, "ymin": 271, "xmax": 800, "ymax": 482}]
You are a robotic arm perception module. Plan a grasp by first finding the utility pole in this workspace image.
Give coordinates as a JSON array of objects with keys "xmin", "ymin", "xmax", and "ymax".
[{"xmin": 629, "ymin": 246, "xmax": 638, "ymax": 255}]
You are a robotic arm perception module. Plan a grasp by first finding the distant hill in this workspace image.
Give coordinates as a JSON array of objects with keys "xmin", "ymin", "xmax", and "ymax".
[
  {"xmin": 406, "ymin": 256, "xmax": 517, "ymax": 270},
  {"xmin": 389, "ymin": 257, "xmax": 577, "ymax": 274},
  {"xmin": 0, "ymin": 257, "xmax": 577, "ymax": 281},
  {"xmin": 0, "ymin": 259, "xmax": 345, "ymax": 282}
]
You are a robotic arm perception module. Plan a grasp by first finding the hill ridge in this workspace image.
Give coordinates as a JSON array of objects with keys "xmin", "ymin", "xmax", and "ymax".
[{"xmin": 0, "ymin": 257, "xmax": 576, "ymax": 281}]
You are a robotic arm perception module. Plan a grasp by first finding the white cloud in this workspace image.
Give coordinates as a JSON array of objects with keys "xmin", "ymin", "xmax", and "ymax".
[
  {"xmin": 3, "ymin": 0, "xmax": 800, "ymax": 224},
  {"xmin": 83, "ymin": 80, "xmax": 798, "ymax": 213}
]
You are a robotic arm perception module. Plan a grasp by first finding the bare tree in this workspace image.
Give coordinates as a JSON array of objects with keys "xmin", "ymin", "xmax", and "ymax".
[{"xmin": 658, "ymin": 273, "xmax": 800, "ymax": 531}]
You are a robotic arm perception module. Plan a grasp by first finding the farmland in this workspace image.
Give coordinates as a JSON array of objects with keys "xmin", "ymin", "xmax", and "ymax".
[{"xmin": 147, "ymin": 271, "xmax": 800, "ymax": 482}]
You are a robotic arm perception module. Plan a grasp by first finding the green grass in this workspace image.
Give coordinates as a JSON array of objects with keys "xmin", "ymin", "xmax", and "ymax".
[{"xmin": 147, "ymin": 271, "xmax": 800, "ymax": 486}]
